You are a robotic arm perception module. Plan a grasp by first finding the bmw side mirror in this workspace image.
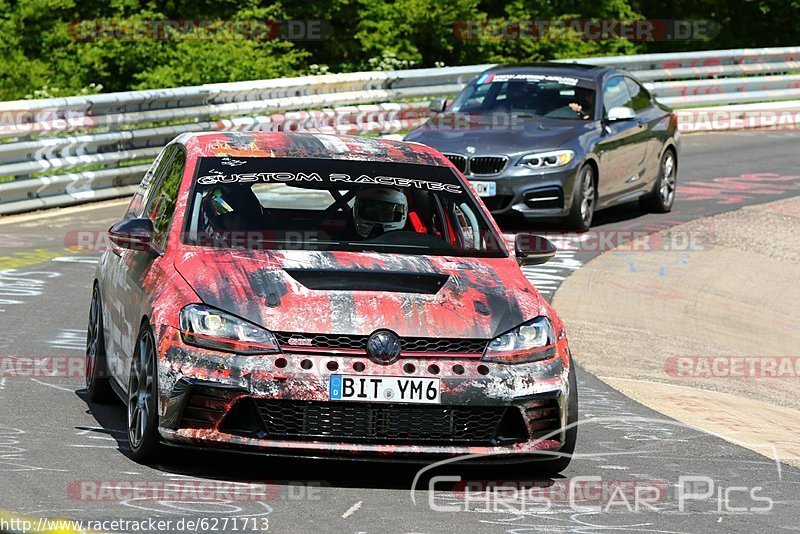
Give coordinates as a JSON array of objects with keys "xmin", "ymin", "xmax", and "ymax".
[
  {"xmin": 428, "ymin": 98, "xmax": 448, "ymax": 113},
  {"xmin": 606, "ymin": 106, "xmax": 636, "ymax": 122},
  {"xmin": 514, "ymin": 234, "xmax": 557, "ymax": 266},
  {"xmin": 108, "ymin": 218, "xmax": 161, "ymax": 256}
]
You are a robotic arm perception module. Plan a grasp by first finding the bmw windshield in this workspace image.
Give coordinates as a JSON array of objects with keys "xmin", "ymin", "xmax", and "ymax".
[
  {"xmin": 450, "ymin": 73, "xmax": 597, "ymax": 120},
  {"xmin": 183, "ymin": 157, "xmax": 507, "ymax": 257}
]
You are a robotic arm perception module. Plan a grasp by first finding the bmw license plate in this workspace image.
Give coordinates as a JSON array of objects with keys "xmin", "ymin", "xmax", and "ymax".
[
  {"xmin": 329, "ymin": 375, "xmax": 440, "ymax": 404},
  {"xmin": 470, "ymin": 180, "xmax": 496, "ymax": 197}
]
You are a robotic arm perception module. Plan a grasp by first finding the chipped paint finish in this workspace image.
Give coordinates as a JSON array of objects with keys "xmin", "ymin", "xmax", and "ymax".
[
  {"xmin": 172, "ymin": 248, "xmax": 548, "ymax": 339},
  {"xmin": 157, "ymin": 327, "xmax": 569, "ymax": 405},
  {"xmin": 94, "ymin": 131, "xmax": 576, "ymax": 460},
  {"xmin": 174, "ymin": 132, "xmax": 451, "ymax": 168},
  {"xmin": 161, "ymin": 427, "xmax": 563, "ymax": 458}
]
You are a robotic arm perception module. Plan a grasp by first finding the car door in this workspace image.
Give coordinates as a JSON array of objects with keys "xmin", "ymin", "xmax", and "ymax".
[
  {"xmin": 595, "ymin": 75, "xmax": 650, "ymax": 203},
  {"xmin": 114, "ymin": 147, "xmax": 186, "ymax": 386},
  {"xmin": 625, "ymin": 76, "xmax": 668, "ymax": 191}
]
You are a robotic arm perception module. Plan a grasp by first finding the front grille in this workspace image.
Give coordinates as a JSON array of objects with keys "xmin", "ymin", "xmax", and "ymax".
[
  {"xmin": 274, "ymin": 332, "xmax": 487, "ymax": 354},
  {"xmin": 230, "ymin": 399, "xmax": 528, "ymax": 445},
  {"xmin": 470, "ymin": 156, "xmax": 508, "ymax": 175},
  {"xmin": 444, "ymin": 153, "xmax": 467, "ymax": 173}
]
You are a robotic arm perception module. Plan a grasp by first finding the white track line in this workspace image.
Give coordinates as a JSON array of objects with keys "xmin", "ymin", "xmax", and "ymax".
[{"xmin": 341, "ymin": 500, "xmax": 362, "ymax": 519}]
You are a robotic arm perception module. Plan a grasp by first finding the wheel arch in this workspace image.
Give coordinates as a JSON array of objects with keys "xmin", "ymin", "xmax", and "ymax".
[{"xmin": 660, "ymin": 141, "xmax": 678, "ymax": 167}]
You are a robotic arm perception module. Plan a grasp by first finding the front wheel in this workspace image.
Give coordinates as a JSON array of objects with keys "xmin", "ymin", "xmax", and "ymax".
[
  {"xmin": 640, "ymin": 148, "xmax": 677, "ymax": 213},
  {"xmin": 127, "ymin": 325, "xmax": 162, "ymax": 463},
  {"xmin": 565, "ymin": 165, "xmax": 596, "ymax": 231}
]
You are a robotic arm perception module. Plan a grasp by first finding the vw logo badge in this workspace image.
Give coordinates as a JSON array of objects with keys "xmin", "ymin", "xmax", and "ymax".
[{"xmin": 366, "ymin": 330, "xmax": 402, "ymax": 365}]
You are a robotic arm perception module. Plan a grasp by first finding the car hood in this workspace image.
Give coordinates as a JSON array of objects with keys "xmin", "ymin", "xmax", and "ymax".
[
  {"xmin": 173, "ymin": 248, "xmax": 547, "ymax": 340},
  {"xmin": 405, "ymin": 113, "xmax": 590, "ymax": 154}
]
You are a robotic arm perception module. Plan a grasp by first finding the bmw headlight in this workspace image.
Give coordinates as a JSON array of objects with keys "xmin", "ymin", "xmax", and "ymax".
[
  {"xmin": 179, "ymin": 304, "xmax": 280, "ymax": 354},
  {"xmin": 482, "ymin": 316, "xmax": 556, "ymax": 363},
  {"xmin": 517, "ymin": 150, "xmax": 575, "ymax": 169}
]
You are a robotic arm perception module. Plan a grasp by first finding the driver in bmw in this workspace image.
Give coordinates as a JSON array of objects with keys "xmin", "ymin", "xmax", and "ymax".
[{"xmin": 352, "ymin": 187, "xmax": 408, "ymax": 239}]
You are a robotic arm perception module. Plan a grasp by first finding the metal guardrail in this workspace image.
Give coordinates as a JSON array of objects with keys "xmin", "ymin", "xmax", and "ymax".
[{"xmin": 1, "ymin": 46, "xmax": 799, "ymax": 215}]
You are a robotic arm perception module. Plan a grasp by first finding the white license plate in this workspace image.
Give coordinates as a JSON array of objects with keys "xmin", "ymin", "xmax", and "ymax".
[
  {"xmin": 470, "ymin": 180, "xmax": 497, "ymax": 197},
  {"xmin": 329, "ymin": 375, "xmax": 441, "ymax": 404}
]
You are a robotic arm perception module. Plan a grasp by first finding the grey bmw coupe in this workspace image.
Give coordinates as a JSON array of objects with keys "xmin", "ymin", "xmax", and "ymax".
[{"xmin": 405, "ymin": 64, "xmax": 680, "ymax": 230}]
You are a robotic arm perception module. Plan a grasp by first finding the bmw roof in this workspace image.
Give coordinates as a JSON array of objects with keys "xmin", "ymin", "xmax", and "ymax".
[{"xmin": 477, "ymin": 62, "xmax": 617, "ymax": 81}]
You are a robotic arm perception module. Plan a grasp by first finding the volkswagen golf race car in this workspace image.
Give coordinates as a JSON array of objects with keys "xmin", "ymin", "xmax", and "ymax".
[{"xmin": 85, "ymin": 132, "xmax": 578, "ymax": 471}]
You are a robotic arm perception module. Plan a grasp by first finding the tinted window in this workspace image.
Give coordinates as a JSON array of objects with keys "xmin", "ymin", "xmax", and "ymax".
[
  {"xmin": 145, "ymin": 150, "xmax": 186, "ymax": 247},
  {"xmin": 125, "ymin": 145, "xmax": 175, "ymax": 219},
  {"xmin": 603, "ymin": 76, "xmax": 634, "ymax": 115},
  {"xmin": 450, "ymin": 73, "xmax": 597, "ymax": 120},
  {"xmin": 184, "ymin": 157, "xmax": 506, "ymax": 258},
  {"xmin": 625, "ymin": 78, "xmax": 651, "ymax": 112}
]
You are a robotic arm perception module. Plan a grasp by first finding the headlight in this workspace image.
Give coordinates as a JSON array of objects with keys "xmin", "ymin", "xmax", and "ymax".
[
  {"xmin": 179, "ymin": 304, "xmax": 280, "ymax": 354},
  {"xmin": 482, "ymin": 316, "xmax": 556, "ymax": 363},
  {"xmin": 517, "ymin": 150, "xmax": 575, "ymax": 169}
]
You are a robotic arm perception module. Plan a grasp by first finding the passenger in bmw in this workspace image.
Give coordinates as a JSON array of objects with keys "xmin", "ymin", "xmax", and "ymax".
[{"xmin": 568, "ymin": 86, "xmax": 595, "ymax": 120}]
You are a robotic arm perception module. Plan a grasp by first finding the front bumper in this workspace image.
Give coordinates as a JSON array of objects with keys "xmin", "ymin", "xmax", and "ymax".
[
  {"xmin": 155, "ymin": 327, "xmax": 572, "ymax": 461},
  {"xmin": 468, "ymin": 163, "xmax": 582, "ymax": 220}
]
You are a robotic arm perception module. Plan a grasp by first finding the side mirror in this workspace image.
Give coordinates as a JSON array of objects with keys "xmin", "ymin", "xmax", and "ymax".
[
  {"xmin": 606, "ymin": 106, "xmax": 636, "ymax": 122},
  {"xmin": 108, "ymin": 218, "xmax": 161, "ymax": 255},
  {"xmin": 428, "ymin": 98, "xmax": 448, "ymax": 113},
  {"xmin": 515, "ymin": 234, "xmax": 557, "ymax": 266}
]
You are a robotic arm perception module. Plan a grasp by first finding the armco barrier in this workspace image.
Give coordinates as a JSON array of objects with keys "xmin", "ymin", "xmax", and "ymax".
[{"xmin": 1, "ymin": 46, "xmax": 799, "ymax": 215}]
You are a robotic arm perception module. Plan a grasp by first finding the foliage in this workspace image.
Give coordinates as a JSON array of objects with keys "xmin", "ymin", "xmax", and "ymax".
[{"xmin": 0, "ymin": 0, "xmax": 795, "ymax": 100}]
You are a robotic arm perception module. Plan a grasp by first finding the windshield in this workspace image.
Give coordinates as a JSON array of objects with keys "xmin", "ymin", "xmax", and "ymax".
[
  {"xmin": 450, "ymin": 73, "xmax": 597, "ymax": 120},
  {"xmin": 184, "ymin": 157, "xmax": 506, "ymax": 257}
]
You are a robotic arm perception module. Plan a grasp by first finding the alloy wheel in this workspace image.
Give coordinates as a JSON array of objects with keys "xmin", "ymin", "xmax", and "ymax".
[{"xmin": 128, "ymin": 330, "xmax": 155, "ymax": 449}]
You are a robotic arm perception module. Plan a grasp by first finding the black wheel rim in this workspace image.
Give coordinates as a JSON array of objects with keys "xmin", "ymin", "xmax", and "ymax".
[
  {"xmin": 128, "ymin": 331, "xmax": 155, "ymax": 448},
  {"xmin": 85, "ymin": 287, "xmax": 100, "ymax": 388}
]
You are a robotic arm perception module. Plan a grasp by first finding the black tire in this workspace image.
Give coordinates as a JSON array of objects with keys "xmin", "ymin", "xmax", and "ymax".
[
  {"xmin": 86, "ymin": 285, "xmax": 117, "ymax": 403},
  {"xmin": 565, "ymin": 165, "xmax": 596, "ymax": 231},
  {"xmin": 640, "ymin": 148, "xmax": 677, "ymax": 213},
  {"xmin": 127, "ymin": 324, "xmax": 163, "ymax": 463},
  {"xmin": 533, "ymin": 361, "xmax": 578, "ymax": 475}
]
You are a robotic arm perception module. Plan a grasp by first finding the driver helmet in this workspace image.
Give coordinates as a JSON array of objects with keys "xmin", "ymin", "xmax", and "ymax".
[
  {"xmin": 353, "ymin": 187, "xmax": 408, "ymax": 238},
  {"xmin": 200, "ymin": 185, "xmax": 261, "ymax": 243}
]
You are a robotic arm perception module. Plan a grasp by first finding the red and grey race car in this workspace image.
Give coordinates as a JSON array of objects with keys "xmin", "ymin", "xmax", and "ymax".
[{"xmin": 85, "ymin": 132, "xmax": 578, "ymax": 471}]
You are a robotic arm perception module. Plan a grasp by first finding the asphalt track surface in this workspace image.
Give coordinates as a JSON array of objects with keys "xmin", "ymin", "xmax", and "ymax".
[{"xmin": 1, "ymin": 131, "xmax": 800, "ymax": 533}]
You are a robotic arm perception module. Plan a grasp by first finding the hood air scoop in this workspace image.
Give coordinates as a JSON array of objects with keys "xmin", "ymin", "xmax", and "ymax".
[{"xmin": 284, "ymin": 269, "xmax": 449, "ymax": 294}]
